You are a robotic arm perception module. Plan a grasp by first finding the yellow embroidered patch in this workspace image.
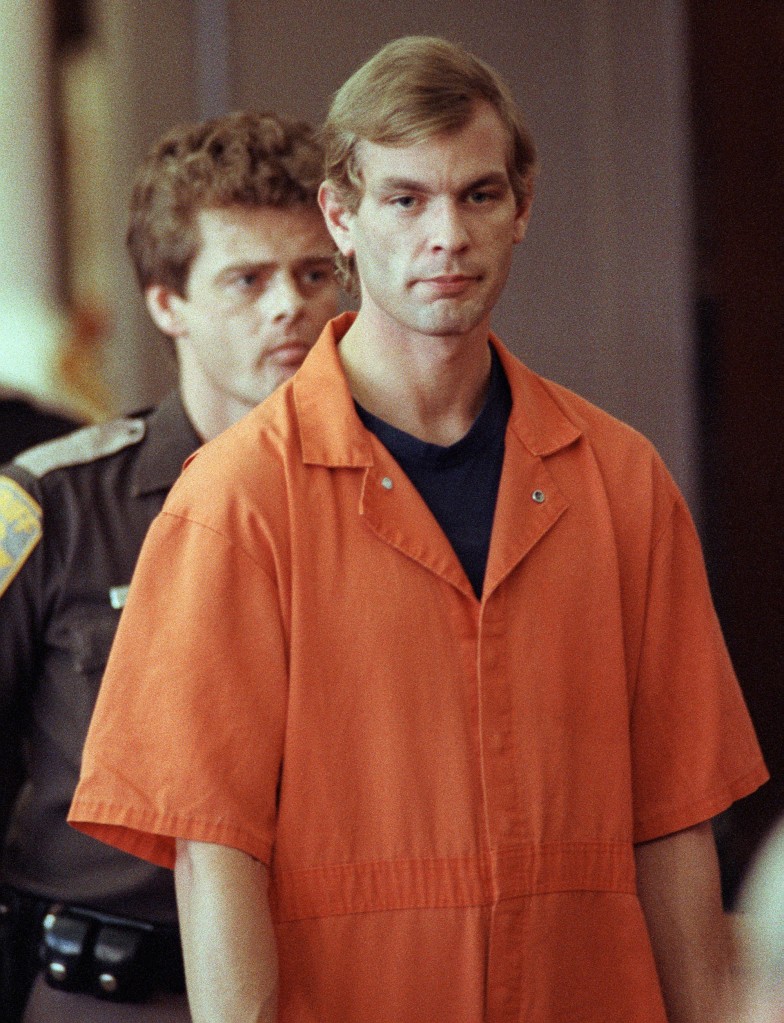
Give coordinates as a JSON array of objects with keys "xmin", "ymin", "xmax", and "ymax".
[{"xmin": 0, "ymin": 476, "xmax": 43, "ymax": 598}]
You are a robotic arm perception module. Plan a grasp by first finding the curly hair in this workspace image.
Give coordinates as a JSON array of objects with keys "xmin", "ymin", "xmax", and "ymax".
[{"xmin": 127, "ymin": 111, "xmax": 325, "ymax": 295}]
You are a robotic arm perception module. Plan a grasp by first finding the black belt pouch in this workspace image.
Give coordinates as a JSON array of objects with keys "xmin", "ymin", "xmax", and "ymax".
[{"xmin": 40, "ymin": 909, "xmax": 157, "ymax": 1002}]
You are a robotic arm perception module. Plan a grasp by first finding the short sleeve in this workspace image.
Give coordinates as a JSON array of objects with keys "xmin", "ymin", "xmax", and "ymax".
[
  {"xmin": 630, "ymin": 495, "xmax": 767, "ymax": 843},
  {"xmin": 69, "ymin": 508, "xmax": 289, "ymax": 869}
]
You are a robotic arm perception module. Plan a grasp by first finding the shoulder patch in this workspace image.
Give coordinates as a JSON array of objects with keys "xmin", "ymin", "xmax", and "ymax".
[
  {"xmin": 13, "ymin": 418, "xmax": 147, "ymax": 478},
  {"xmin": 0, "ymin": 476, "xmax": 43, "ymax": 597}
]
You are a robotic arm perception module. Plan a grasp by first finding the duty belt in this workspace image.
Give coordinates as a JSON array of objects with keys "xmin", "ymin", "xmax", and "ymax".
[{"xmin": 1, "ymin": 887, "xmax": 185, "ymax": 1003}]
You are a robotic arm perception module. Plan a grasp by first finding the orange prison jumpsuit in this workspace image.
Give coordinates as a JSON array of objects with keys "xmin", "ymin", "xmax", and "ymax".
[{"xmin": 70, "ymin": 312, "xmax": 767, "ymax": 1022}]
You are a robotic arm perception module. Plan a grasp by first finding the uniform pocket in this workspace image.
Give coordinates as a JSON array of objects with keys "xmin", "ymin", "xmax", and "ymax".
[{"xmin": 68, "ymin": 612, "xmax": 120, "ymax": 675}]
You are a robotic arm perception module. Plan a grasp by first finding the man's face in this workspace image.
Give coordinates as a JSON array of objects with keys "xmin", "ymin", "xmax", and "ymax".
[
  {"xmin": 323, "ymin": 103, "xmax": 530, "ymax": 342},
  {"xmin": 158, "ymin": 204, "xmax": 338, "ymax": 420}
]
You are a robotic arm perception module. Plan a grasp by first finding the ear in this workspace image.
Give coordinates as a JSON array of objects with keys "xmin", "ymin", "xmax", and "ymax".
[
  {"xmin": 512, "ymin": 182, "xmax": 535, "ymax": 245},
  {"xmin": 318, "ymin": 181, "xmax": 355, "ymax": 258},
  {"xmin": 144, "ymin": 284, "xmax": 187, "ymax": 339}
]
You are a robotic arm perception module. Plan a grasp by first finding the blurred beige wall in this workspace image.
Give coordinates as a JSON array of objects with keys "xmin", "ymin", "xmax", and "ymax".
[
  {"xmin": 87, "ymin": 0, "xmax": 199, "ymax": 411},
  {"xmin": 0, "ymin": 3, "xmax": 63, "ymax": 403}
]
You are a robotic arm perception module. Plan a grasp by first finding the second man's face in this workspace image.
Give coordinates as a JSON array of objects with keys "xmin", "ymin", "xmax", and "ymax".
[{"xmin": 168, "ymin": 204, "xmax": 338, "ymax": 417}]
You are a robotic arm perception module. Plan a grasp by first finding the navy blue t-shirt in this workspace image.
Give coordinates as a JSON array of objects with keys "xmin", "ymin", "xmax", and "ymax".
[{"xmin": 355, "ymin": 345, "xmax": 512, "ymax": 598}]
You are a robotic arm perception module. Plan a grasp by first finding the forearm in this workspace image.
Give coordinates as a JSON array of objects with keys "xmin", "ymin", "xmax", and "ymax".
[
  {"xmin": 635, "ymin": 820, "xmax": 734, "ymax": 1023},
  {"xmin": 175, "ymin": 839, "xmax": 278, "ymax": 1023}
]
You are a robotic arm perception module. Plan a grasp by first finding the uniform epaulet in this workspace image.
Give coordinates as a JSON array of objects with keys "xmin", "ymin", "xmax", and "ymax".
[{"xmin": 12, "ymin": 417, "xmax": 147, "ymax": 479}]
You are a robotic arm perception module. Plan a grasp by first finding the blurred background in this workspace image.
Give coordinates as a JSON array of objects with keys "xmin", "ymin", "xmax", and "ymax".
[{"xmin": 1, "ymin": 0, "xmax": 781, "ymax": 901}]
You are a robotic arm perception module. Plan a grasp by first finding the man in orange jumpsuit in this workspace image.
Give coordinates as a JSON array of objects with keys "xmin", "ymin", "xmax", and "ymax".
[{"xmin": 70, "ymin": 37, "xmax": 767, "ymax": 1022}]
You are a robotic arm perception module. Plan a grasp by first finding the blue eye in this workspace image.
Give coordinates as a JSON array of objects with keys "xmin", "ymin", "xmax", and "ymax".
[
  {"xmin": 300, "ymin": 263, "xmax": 335, "ymax": 288},
  {"xmin": 302, "ymin": 269, "xmax": 327, "ymax": 286},
  {"xmin": 392, "ymin": 196, "xmax": 417, "ymax": 209}
]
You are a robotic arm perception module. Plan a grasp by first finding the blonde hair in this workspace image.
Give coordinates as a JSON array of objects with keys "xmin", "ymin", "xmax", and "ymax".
[{"xmin": 321, "ymin": 36, "xmax": 538, "ymax": 291}]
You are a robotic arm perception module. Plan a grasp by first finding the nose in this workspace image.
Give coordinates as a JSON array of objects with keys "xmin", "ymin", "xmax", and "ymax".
[
  {"xmin": 267, "ymin": 272, "xmax": 305, "ymax": 322},
  {"xmin": 427, "ymin": 199, "xmax": 470, "ymax": 254}
]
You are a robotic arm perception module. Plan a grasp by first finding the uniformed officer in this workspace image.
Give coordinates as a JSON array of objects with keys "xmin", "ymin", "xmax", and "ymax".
[{"xmin": 0, "ymin": 110, "xmax": 339, "ymax": 1023}]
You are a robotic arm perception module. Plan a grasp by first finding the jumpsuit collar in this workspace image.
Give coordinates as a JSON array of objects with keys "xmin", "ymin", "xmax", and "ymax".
[
  {"xmin": 293, "ymin": 312, "xmax": 583, "ymax": 467},
  {"xmin": 293, "ymin": 314, "xmax": 583, "ymax": 600}
]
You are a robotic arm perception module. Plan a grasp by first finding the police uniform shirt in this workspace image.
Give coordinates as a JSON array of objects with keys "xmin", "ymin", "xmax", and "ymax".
[{"xmin": 0, "ymin": 392, "xmax": 200, "ymax": 923}]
